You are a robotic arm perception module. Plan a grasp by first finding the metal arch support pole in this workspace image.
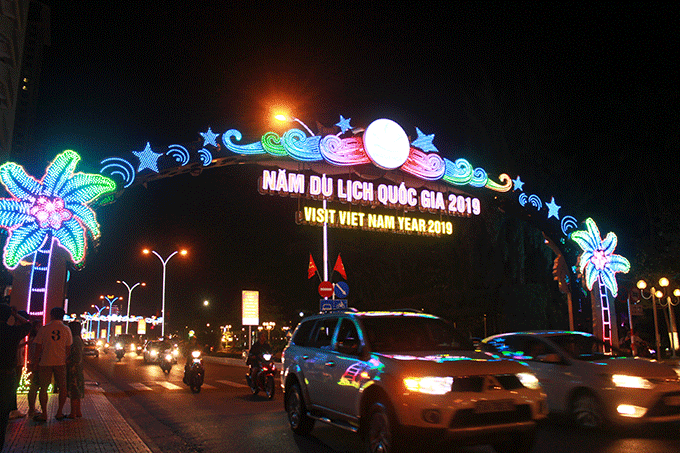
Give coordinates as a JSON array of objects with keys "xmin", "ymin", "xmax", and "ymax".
[{"xmin": 652, "ymin": 291, "xmax": 661, "ymax": 360}]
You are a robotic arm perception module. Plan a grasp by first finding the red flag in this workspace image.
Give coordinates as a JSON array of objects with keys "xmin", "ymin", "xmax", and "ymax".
[
  {"xmin": 308, "ymin": 253, "xmax": 318, "ymax": 279},
  {"xmin": 333, "ymin": 254, "xmax": 347, "ymax": 280}
]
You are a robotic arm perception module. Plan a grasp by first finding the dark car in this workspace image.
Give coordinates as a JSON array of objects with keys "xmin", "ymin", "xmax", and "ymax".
[{"xmin": 83, "ymin": 340, "xmax": 99, "ymax": 357}]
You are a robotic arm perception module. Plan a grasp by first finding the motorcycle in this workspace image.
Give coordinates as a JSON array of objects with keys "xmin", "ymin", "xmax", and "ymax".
[
  {"xmin": 114, "ymin": 342, "xmax": 125, "ymax": 361},
  {"xmin": 183, "ymin": 350, "xmax": 205, "ymax": 393},
  {"xmin": 245, "ymin": 351, "xmax": 277, "ymax": 399},
  {"xmin": 160, "ymin": 349, "xmax": 173, "ymax": 374}
]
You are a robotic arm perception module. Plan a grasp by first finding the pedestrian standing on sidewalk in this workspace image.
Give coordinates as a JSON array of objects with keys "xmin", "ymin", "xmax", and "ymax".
[
  {"xmin": 34, "ymin": 307, "xmax": 72, "ymax": 422},
  {"xmin": 25, "ymin": 318, "xmax": 42, "ymax": 418},
  {"xmin": 66, "ymin": 321, "xmax": 84, "ymax": 418},
  {"xmin": 7, "ymin": 310, "xmax": 31, "ymax": 420},
  {"xmin": 0, "ymin": 304, "xmax": 31, "ymax": 450}
]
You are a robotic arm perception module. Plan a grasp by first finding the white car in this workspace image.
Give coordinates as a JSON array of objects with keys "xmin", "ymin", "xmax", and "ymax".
[
  {"xmin": 482, "ymin": 331, "xmax": 680, "ymax": 428},
  {"xmin": 281, "ymin": 310, "xmax": 547, "ymax": 453}
]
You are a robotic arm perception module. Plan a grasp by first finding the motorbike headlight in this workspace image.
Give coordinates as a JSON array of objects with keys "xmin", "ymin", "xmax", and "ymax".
[
  {"xmin": 403, "ymin": 376, "xmax": 453, "ymax": 395},
  {"xmin": 150, "ymin": 350, "xmax": 158, "ymax": 357},
  {"xmin": 192, "ymin": 350, "xmax": 201, "ymax": 358},
  {"xmin": 517, "ymin": 372, "xmax": 541, "ymax": 390},
  {"xmin": 115, "ymin": 342, "xmax": 123, "ymax": 349},
  {"xmin": 172, "ymin": 349, "xmax": 179, "ymax": 357},
  {"xmin": 612, "ymin": 374, "xmax": 654, "ymax": 389},
  {"xmin": 165, "ymin": 354, "xmax": 173, "ymax": 361},
  {"xmin": 262, "ymin": 353, "xmax": 272, "ymax": 361}
]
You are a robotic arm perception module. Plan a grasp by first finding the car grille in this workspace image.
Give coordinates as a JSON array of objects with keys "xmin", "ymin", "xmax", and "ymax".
[
  {"xmin": 646, "ymin": 392, "xmax": 680, "ymax": 417},
  {"xmin": 451, "ymin": 374, "xmax": 523, "ymax": 392},
  {"xmin": 450, "ymin": 404, "xmax": 532, "ymax": 427}
]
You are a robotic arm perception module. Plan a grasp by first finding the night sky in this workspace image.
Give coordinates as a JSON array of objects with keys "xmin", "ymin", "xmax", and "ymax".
[{"xmin": 9, "ymin": 2, "xmax": 679, "ymax": 333}]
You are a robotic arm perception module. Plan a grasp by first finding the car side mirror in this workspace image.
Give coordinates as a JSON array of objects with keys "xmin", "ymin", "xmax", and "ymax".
[
  {"xmin": 536, "ymin": 353, "xmax": 563, "ymax": 364},
  {"xmin": 337, "ymin": 339, "xmax": 361, "ymax": 356}
]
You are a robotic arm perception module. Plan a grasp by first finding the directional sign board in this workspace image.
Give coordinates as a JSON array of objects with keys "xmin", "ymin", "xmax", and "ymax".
[
  {"xmin": 334, "ymin": 281, "xmax": 349, "ymax": 299},
  {"xmin": 320, "ymin": 299, "xmax": 348, "ymax": 312}
]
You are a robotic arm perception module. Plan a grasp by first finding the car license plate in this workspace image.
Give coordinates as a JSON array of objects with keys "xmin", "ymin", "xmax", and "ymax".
[
  {"xmin": 664, "ymin": 395, "xmax": 680, "ymax": 406},
  {"xmin": 475, "ymin": 399, "xmax": 515, "ymax": 413}
]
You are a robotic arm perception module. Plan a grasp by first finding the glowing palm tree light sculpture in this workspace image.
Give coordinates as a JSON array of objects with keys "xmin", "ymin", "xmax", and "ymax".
[
  {"xmin": 0, "ymin": 150, "xmax": 115, "ymax": 317},
  {"xmin": 143, "ymin": 248, "xmax": 187, "ymax": 337},
  {"xmin": 570, "ymin": 218, "xmax": 630, "ymax": 351}
]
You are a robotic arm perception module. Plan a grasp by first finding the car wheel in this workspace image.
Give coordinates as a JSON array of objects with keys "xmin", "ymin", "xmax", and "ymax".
[
  {"xmin": 366, "ymin": 402, "xmax": 400, "ymax": 453},
  {"xmin": 493, "ymin": 430, "xmax": 535, "ymax": 453},
  {"xmin": 286, "ymin": 382, "xmax": 314, "ymax": 435},
  {"xmin": 571, "ymin": 392, "xmax": 604, "ymax": 428}
]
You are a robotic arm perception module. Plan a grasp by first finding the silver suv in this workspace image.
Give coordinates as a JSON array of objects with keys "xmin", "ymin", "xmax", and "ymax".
[{"xmin": 281, "ymin": 310, "xmax": 547, "ymax": 453}]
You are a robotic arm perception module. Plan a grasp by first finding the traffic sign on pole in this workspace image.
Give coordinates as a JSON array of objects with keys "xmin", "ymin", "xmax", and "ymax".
[{"xmin": 319, "ymin": 281, "xmax": 334, "ymax": 298}]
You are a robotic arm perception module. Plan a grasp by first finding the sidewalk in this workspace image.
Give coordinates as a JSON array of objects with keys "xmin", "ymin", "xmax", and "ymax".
[{"xmin": 2, "ymin": 370, "xmax": 152, "ymax": 453}]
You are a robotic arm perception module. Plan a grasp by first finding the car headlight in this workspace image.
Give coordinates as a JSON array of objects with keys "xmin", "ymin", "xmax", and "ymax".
[
  {"xmin": 403, "ymin": 376, "xmax": 453, "ymax": 395},
  {"xmin": 192, "ymin": 350, "xmax": 201, "ymax": 358},
  {"xmin": 262, "ymin": 353, "xmax": 272, "ymax": 361},
  {"xmin": 612, "ymin": 374, "xmax": 654, "ymax": 389},
  {"xmin": 517, "ymin": 372, "xmax": 541, "ymax": 390}
]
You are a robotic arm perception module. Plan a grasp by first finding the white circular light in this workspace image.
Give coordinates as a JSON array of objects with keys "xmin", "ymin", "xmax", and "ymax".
[{"xmin": 363, "ymin": 119, "xmax": 411, "ymax": 170}]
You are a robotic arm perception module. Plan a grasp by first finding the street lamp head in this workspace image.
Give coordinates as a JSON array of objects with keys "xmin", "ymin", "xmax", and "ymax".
[
  {"xmin": 180, "ymin": 249, "xmax": 188, "ymax": 256},
  {"xmin": 636, "ymin": 280, "xmax": 647, "ymax": 290},
  {"xmin": 141, "ymin": 282, "xmax": 147, "ymax": 286},
  {"xmin": 203, "ymin": 300, "xmax": 209, "ymax": 306},
  {"xmin": 655, "ymin": 290, "xmax": 664, "ymax": 298},
  {"xmin": 143, "ymin": 249, "xmax": 150, "ymax": 254},
  {"xmin": 674, "ymin": 289, "xmax": 680, "ymax": 297},
  {"xmin": 659, "ymin": 277, "xmax": 670, "ymax": 288}
]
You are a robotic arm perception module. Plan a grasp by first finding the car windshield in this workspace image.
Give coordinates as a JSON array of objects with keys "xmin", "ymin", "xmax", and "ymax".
[
  {"xmin": 359, "ymin": 315, "xmax": 472, "ymax": 352},
  {"xmin": 546, "ymin": 334, "xmax": 630, "ymax": 360}
]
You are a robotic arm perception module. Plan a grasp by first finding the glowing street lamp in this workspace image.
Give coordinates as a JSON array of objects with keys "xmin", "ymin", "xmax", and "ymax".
[
  {"xmin": 637, "ymin": 278, "xmax": 679, "ymax": 359},
  {"xmin": 117, "ymin": 280, "xmax": 146, "ymax": 334},
  {"xmin": 263, "ymin": 321, "xmax": 276, "ymax": 342},
  {"xmin": 143, "ymin": 248, "xmax": 188, "ymax": 338},
  {"xmin": 100, "ymin": 295, "xmax": 120, "ymax": 343},
  {"xmin": 274, "ymin": 113, "xmax": 330, "ymax": 280},
  {"xmin": 91, "ymin": 304, "xmax": 108, "ymax": 340}
]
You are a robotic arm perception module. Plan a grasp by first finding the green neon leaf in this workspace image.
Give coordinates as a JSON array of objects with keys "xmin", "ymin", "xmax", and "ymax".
[
  {"xmin": 58, "ymin": 172, "xmax": 116, "ymax": 204},
  {"xmin": 609, "ymin": 255, "xmax": 631, "ymax": 274},
  {"xmin": 600, "ymin": 268, "xmax": 619, "ymax": 297},
  {"xmin": 584, "ymin": 263, "xmax": 598, "ymax": 291},
  {"xmin": 0, "ymin": 162, "xmax": 42, "ymax": 200},
  {"xmin": 43, "ymin": 150, "xmax": 80, "ymax": 197},
  {"xmin": 3, "ymin": 224, "xmax": 48, "ymax": 269},
  {"xmin": 53, "ymin": 218, "xmax": 86, "ymax": 263},
  {"xmin": 0, "ymin": 199, "xmax": 32, "ymax": 229},
  {"xmin": 69, "ymin": 204, "xmax": 101, "ymax": 238}
]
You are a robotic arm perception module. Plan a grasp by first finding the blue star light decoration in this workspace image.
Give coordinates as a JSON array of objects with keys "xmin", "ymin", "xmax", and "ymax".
[
  {"xmin": 512, "ymin": 176, "xmax": 525, "ymax": 191},
  {"xmin": 335, "ymin": 115, "xmax": 352, "ymax": 133},
  {"xmin": 546, "ymin": 197, "xmax": 561, "ymax": 219},
  {"xmin": 570, "ymin": 218, "xmax": 630, "ymax": 297},
  {"xmin": 200, "ymin": 127, "xmax": 219, "ymax": 147},
  {"xmin": 132, "ymin": 142, "xmax": 163, "ymax": 173},
  {"xmin": 411, "ymin": 127, "xmax": 438, "ymax": 153}
]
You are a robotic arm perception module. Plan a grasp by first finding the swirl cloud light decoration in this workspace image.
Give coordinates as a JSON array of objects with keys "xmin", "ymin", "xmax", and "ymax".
[{"xmin": 96, "ymin": 114, "xmax": 601, "ymax": 247}]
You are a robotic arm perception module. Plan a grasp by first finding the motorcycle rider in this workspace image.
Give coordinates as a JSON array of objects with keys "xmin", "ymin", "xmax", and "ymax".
[
  {"xmin": 183, "ymin": 336, "xmax": 201, "ymax": 383},
  {"xmin": 247, "ymin": 331, "xmax": 271, "ymax": 385}
]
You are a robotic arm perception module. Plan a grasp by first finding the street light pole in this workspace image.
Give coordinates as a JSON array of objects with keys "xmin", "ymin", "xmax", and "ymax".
[
  {"xmin": 637, "ymin": 280, "xmax": 661, "ymax": 360},
  {"xmin": 100, "ymin": 295, "xmax": 119, "ymax": 343},
  {"xmin": 91, "ymin": 304, "xmax": 107, "ymax": 340},
  {"xmin": 117, "ymin": 280, "xmax": 146, "ymax": 334},
  {"xmin": 143, "ymin": 249, "xmax": 187, "ymax": 338}
]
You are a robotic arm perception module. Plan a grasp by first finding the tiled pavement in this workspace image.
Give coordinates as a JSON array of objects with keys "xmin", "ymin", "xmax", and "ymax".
[{"xmin": 2, "ymin": 370, "xmax": 153, "ymax": 453}]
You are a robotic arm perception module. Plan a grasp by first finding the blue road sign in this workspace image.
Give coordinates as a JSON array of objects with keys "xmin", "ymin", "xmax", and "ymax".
[
  {"xmin": 320, "ymin": 299, "xmax": 348, "ymax": 312},
  {"xmin": 334, "ymin": 281, "xmax": 349, "ymax": 298}
]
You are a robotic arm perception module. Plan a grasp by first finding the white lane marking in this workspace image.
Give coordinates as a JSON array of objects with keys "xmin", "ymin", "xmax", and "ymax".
[
  {"xmin": 129, "ymin": 383, "xmax": 153, "ymax": 391},
  {"xmin": 217, "ymin": 380, "xmax": 249, "ymax": 388},
  {"xmin": 156, "ymin": 381, "xmax": 183, "ymax": 390}
]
